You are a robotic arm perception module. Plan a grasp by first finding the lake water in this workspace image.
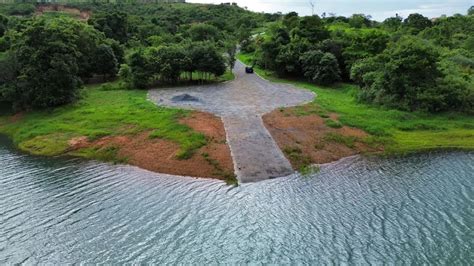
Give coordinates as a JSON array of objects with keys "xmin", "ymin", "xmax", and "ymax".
[{"xmin": 0, "ymin": 136, "xmax": 472, "ymax": 264}]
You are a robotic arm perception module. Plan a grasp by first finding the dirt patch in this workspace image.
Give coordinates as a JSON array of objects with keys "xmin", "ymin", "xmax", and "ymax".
[
  {"xmin": 68, "ymin": 111, "xmax": 234, "ymax": 181},
  {"xmin": 9, "ymin": 112, "xmax": 24, "ymax": 123},
  {"xmin": 36, "ymin": 5, "xmax": 91, "ymax": 21},
  {"xmin": 263, "ymin": 105, "xmax": 383, "ymax": 169}
]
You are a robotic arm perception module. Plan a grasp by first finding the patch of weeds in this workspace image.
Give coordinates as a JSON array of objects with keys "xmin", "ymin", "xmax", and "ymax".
[
  {"xmin": 314, "ymin": 142, "xmax": 325, "ymax": 150},
  {"xmin": 299, "ymin": 165, "xmax": 320, "ymax": 176},
  {"xmin": 361, "ymin": 136, "xmax": 388, "ymax": 150},
  {"xmin": 98, "ymin": 82, "xmax": 127, "ymax": 91},
  {"xmin": 224, "ymin": 174, "xmax": 238, "ymax": 186},
  {"xmin": 95, "ymin": 146, "xmax": 128, "ymax": 164},
  {"xmin": 319, "ymin": 113, "xmax": 330, "ymax": 118},
  {"xmin": 323, "ymin": 133, "xmax": 358, "ymax": 148},
  {"xmin": 87, "ymin": 131, "xmax": 111, "ymax": 141},
  {"xmin": 18, "ymin": 134, "xmax": 70, "ymax": 156},
  {"xmin": 283, "ymin": 146, "xmax": 302, "ymax": 155},
  {"xmin": 74, "ymin": 145, "xmax": 128, "ymax": 164},
  {"xmin": 176, "ymin": 149, "xmax": 195, "ymax": 160},
  {"xmin": 397, "ymin": 123, "xmax": 447, "ymax": 131},
  {"xmin": 151, "ymin": 129, "xmax": 207, "ymax": 160},
  {"xmin": 201, "ymin": 152, "xmax": 238, "ymax": 186},
  {"xmin": 325, "ymin": 119, "xmax": 343, "ymax": 128},
  {"xmin": 283, "ymin": 146, "xmax": 312, "ymax": 169}
]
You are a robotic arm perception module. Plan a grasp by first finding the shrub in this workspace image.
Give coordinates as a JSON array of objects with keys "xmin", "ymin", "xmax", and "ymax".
[
  {"xmin": 300, "ymin": 50, "xmax": 341, "ymax": 85},
  {"xmin": 351, "ymin": 36, "xmax": 473, "ymax": 113}
]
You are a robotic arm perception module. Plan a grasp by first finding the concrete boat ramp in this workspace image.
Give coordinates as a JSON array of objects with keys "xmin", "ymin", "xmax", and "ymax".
[{"xmin": 148, "ymin": 61, "xmax": 315, "ymax": 183}]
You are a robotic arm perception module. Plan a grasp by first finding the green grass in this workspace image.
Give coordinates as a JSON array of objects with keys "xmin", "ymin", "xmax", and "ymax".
[
  {"xmin": 0, "ymin": 82, "xmax": 207, "ymax": 159},
  {"xmin": 283, "ymin": 146, "xmax": 312, "ymax": 169},
  {"xmin": 201, "ymin": 152, "xmax": 238, "ymax": 186},
  {"xmin": 219, "ymin": 70, "xmax": 235, "ymax": 82},
  {"xmin": 299, "ymin": 165, "xmax": 320, "ymax": 176},
  {"xmin": 325, "ymin": 119, "xmax": 343, "ymax": 128},
  {"xmin": 238, "ymin": 53, "xmax": 474, "ymax": 154},
  {"xmin": 324, "ymin": 133, "xmax": 358, "ymax": 148}
]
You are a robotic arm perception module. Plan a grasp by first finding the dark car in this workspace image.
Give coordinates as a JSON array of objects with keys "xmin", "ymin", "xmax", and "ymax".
[{"xmin": 245, "ymin": 66, "xmax": 254, "ymax": 74}]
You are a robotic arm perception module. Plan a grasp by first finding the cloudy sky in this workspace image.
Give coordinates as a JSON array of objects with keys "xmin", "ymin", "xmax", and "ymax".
[{"xmin": 187, "ymin": 0, "xmax": 473, "ymax": 21}]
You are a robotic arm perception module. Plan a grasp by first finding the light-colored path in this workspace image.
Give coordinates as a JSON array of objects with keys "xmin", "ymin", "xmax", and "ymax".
[{"xmin": 149, "ymin": 61, "xmax": 315, "ymax": 182}]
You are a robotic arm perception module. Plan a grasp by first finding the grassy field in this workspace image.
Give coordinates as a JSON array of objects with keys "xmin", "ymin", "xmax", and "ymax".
[
  {"xmin": 238, "ymin": 53, "xmax": 474, "ymax": 154},
  {"xmin": 0, "ymin": 82, "xmax": 207, "ymax": 159}
]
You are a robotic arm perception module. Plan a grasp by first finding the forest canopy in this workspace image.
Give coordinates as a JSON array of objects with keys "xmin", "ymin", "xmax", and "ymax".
[
  {"xmin": 243, "ymin": 8, "xmax": 474, "ymax": 113},
  {"xmin": 0, "ymin": 2, "xmax": 472, "ymax": 113},
  {"xmin": 0, "ymin": 2, "xmax": 265, "ymax": 110}
]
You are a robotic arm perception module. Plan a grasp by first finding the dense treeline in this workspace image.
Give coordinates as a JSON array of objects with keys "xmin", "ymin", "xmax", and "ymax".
[
  {"xmin": 0, "ymin": 17, "xmax": 122, "ymax": 109},
  {"xmin": 0, "ymin": 2, "xmax": 266, "ymax": 109},
  {"xmin": 244, "ymin": 9, "xmax": 474, "ymax": 113},
  {"xmin": 1, "ymin": 2, "xmax": 472, "ymax": 113}
]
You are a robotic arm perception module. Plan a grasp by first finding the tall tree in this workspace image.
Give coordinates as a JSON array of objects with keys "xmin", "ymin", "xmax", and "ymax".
[
  {"xmin": 93, "ymin": 44, "xmax": 118, "ymax": 80},
  {"xmin": 300, "ymin": 50, "xmax": 341, "ymax": 85},
  {"xmin": 10, "ymin": 19, "xmax": 83, "ymax": 109},
  {"xmin": 404, "ymin": 13, "xmax": 432, "ymax": 34}
]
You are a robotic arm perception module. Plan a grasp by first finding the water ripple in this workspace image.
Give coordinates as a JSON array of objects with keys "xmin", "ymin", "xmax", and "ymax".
[{"xmin": 0, "ymin": 137, "xmax": 473, "ymax": 264}]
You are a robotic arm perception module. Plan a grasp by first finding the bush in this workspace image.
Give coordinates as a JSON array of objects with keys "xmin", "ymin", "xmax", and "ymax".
[
  {"xmin": 352, "ymin": 36, "xmax": 473, "ymax": 113},
  {"xmin": 300, "ymin": 50, "xmax": 341, "ymax": 85}
]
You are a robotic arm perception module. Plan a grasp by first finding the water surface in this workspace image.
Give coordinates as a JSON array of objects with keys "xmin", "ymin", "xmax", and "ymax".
[{"xmin": 0, "ymin": 137, "xmax": 472, "ymax": 264}]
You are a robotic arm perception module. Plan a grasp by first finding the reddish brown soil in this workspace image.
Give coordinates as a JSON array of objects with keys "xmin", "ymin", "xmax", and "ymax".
[
  {"xmin": 9, "ymin": 112, "xmax": 24, "ymax": 123},
  {"xmin": 36, "ymin": 5, "xmax": 91, "ymax": 20},
  {"xmin": 263, "ymin": 105, "xmax": 383, "ymax": 169},
  {"xmin": 69, "ymin": 111, "xmax": 234, "ymax": 180}
]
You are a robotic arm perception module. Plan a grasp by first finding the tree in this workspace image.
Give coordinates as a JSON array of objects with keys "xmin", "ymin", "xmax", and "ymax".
[
  {"xmin": 349, "ymin": 14, "xmax": 371, "ymax": 28},
  {"xmin": 341, "ymin": 29, "xmax": 390, "ymax": 74},
  {"xmin": 128, "ymin": 50, "xmax": 150, "ymax": 89},
  {"xmin": 283, "ymin": 12, "xmax": 299, "ymax": 30},
  {"xmin": 317, "ymin": 39, "xmax": 347, "ymax": 79},
  {"xmin": 147, "ymin": 45, "xmax": 189, "ymax": 83},
  {"xmin": 468, "ymin": 6, "xmax": 474, "ymax": 16},
  {"xmin": 0, "ymin": 52, "xmax": 19, "ymax": 104},
  {"xmin": 404, "ymin": 13, "xmax": 432, "ymax": 34},
  {"xmin": 187, "ymin": 43, "xmax": 226, "ymax": 79},
  {"xmin": 275, "ymin": 39, "xmax": 309, "ymax": 76},
  {"xmin": 0, "ymin": 15, "xmax": 8, "ymax": 37},
  {"xmin": 93, "ymin": 44, "xmax": 118, "ymax": 80},
  {"xmin": 226, "ymin": 43, "xmax": 237, "ymax": 71},
  {"xmin": 293, "ymin": 15, "xmax": 330, "ymax": 43},
  {"xmin": 351, "ymin": 36, "xmax": 472, "ymax": 112},
  {"xmin": 0, "ymin": 18, "xmax": 105, "ymax": 109},
  {"xmin": 188, "ymin": 23, "xmax": 220, "ymax": 42},
  {"xmin": 12, "ymin": 20, "xmax": 82, "ymax": 109},
  {"xmin": 89, "ymin": 11, "xmax": 129, "ymax": 43},
  {"xmin": 383, "ymin": 15, "xmax": 403, "ymax": 31},
  {"xmin": 300, "ymin": 50, "xmax": 341, "ymax": 85}
]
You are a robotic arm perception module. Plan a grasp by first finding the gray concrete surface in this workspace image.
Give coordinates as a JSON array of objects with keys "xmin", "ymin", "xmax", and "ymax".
[{"xmin": 148, "ymin": 61, "xmax": 315, "ymax": 182}]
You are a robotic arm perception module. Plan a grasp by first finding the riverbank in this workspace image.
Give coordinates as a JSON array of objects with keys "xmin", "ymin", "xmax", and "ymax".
[
  {"xmin": 0, "ymin": 83, "xmax": 236, "ymax": 184},
  {"xmin": 238, "ymin": 53, "xmax": 474, "ymax": 161}
]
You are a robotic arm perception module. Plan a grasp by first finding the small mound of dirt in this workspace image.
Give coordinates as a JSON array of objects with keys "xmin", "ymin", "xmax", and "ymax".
[
  {"xmin": 172, "ymin": 94, "xmax": 200, "ymax": 102},
  {"xmin": 263, "ymin": 105, "xmax": 383, "ymax": 169}
]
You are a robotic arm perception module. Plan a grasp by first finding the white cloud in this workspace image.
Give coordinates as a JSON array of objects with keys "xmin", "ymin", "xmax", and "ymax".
[{"xmin": 187, "ymin": 0, "xmax": 472, "ymax": 20}]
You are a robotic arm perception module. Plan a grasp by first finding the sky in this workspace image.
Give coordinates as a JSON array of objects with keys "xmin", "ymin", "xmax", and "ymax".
[{"xmin": 186, "ymin": 0, "xmax": 473, "ymax": 21}]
